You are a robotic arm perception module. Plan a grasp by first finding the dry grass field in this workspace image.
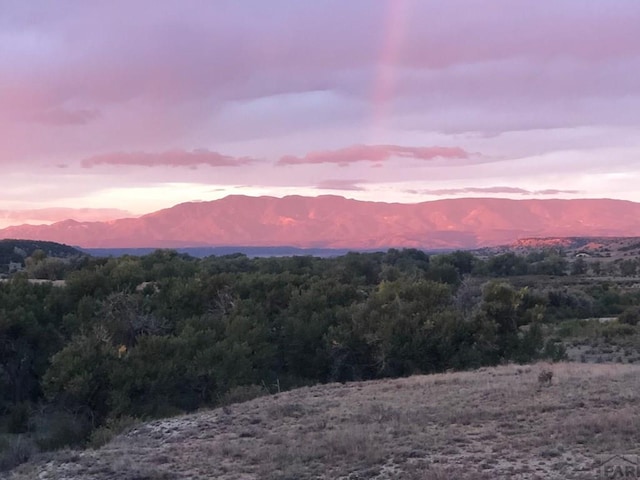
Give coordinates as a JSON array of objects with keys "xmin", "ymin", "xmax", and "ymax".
[{"xmin": 6, "ymin": 362, "xmax": 640, "ymax": 480}]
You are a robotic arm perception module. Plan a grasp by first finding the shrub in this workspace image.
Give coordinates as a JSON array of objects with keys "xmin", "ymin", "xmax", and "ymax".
[
  {"xmin": 543, "ymin": 339, "xmax": 567, "ymax": 362},
  {"xmin": 34, "ymin": 410, "xmax": 92, "ymax": 451},
  {"xmin": 601, "ymin": 322, "xmax": 636, "ymax": 339},
  {"xmin": 88, "ymin": 415, "xmax": 139, "ymax": 449},
  {"xmin": 619, "ymin": 306, "xmax": 640, "ymax": 326},
  {"xmin": 0, "ymin": 436, "xmax": 38, "ymax": 471},
  {"xmin": 7, "ymin": 403, "xmax": 30, "ymax": 434},
  {"xmin": 218, "ymin": 384, "xmax": 269, "ymax": 406}
]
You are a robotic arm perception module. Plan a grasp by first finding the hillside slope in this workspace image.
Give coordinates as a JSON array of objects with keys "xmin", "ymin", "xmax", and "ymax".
[
  {"xmin": 2, "ymin": 196, "xmax": 640, "ymax": 249},
  {"xmin": 0, "ymin": 239, "xmax": 81, "ymax": 262},
  {"xmin": 9, "ymin": 363, "xmax": 640, "ymax": 479}
]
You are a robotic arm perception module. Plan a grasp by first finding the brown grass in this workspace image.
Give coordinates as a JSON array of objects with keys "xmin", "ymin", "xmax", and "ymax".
[{"xmin": 7, "ymin": 362, "xmax": 640, "ymax": 479}]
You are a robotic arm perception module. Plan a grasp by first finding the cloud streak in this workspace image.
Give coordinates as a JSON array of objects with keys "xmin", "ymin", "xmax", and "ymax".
[
  {"xmin": 81, "ymin": 149, "xmax": 257, "ymax": 169},
  {"xmin": 278, "ymin": 145, "xmax": 470, "ymax": 166},
  {"xmin": 417, "ymin": 187, "xmax": 581, "ymax": 196},
  {"xmin": 314, "ymin": 179, "xmax": 367, "ymax": 191}
]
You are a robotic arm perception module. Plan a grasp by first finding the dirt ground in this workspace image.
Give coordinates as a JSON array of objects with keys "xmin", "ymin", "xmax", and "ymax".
[{"xmin": 6, "ymin": 362, "xmax": 640, "ymax": 480}]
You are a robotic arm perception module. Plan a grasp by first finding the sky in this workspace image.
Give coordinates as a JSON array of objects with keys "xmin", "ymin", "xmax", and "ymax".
[{"xmin": 1, "ymin": 0, "xmax": 640, "ymax": 228}]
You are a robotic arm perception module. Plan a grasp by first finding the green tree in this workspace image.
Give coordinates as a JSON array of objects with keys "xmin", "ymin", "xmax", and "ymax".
[
  {"xmin": 534, "ymin": 255, "xmax": 568, "ymax": 276},
  {"xmin": 619, "ymin": 306, "xmax": 640, "ymax": 325},
  {"xmin": 43, "ymin": 328, "xmax": 117, "ymax": 424},
  {"xmin": 0, "ymin": 278, "xmax": 61, "ymax": 409},
  {"xmin": 328, "ymin": 279, "xmax": 453, "ymax": 379},
  {"xmin": 486, "ymin": 253, "xmax": 529, "ymax": 276},
  {"xmin": 474, "ymin": 281, "xmax": 546, "ymax": 362},
  {"xmin": 619, "ymin": 259, "xmax": 637, "ymax": 277},
  {"xmin": 571, "ymin": 258, "xmax": 588, "ymax": 276}
]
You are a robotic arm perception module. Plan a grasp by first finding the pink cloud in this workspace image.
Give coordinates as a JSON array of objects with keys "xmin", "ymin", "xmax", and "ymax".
[
  {"xmin": 418, "ymin": 187, "xmax": 581, "ymax": 196},
  {"xmin": 278, "ymin": 145, "xmax": 469, "ymax": 166},
  {"xmin": 315, "ymin": 179, "xmax": 367, "ymax": 191},
  {"xmin": 81, "ymin": 149, "xmax": 257, "ymax": 169}
]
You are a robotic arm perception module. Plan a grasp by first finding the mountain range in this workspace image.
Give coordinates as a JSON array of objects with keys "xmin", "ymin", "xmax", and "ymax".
[{"xmin": 1, "ymin": 195, "xmax": 640, "ymax": 249}]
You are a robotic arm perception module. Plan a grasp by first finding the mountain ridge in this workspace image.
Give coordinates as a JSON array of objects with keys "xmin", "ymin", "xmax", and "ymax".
[{"xmin": 1, "ymin": 195, "xmax": 639, "ymax": 249}]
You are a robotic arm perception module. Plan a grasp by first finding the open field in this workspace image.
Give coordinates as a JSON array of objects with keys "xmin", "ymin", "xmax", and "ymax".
[{"xmin": 6, "ymin": 362, "xmax": 640, "ymax": 480}]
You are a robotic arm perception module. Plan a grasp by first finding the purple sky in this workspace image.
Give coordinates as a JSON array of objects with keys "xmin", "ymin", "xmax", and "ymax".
[{"xmin": 1, "ymin": 1, "xmax": 640, "ymax": 227}]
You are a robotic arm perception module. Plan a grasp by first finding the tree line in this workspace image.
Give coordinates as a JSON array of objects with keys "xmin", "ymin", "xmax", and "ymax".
[{"xmin": 2, "ymin": 247, "xmax": 638, "ymax": 458}]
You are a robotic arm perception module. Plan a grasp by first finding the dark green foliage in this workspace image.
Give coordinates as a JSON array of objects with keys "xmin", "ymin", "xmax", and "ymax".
[
  {"xmin": 618, "ymin": 258, "xmax": 638, "ymax": 276},
  {"xmin": 619, "ymin": 306, "xmax": 640, "ymax": 325},
  {"xmin": 0, "ymin": 278, "xmax": 63, "ymax": 410},
  {"xmin": 0, "ymin": 437, "xmax": 38, "ymax": 471},
  {"xmin": 425, "ymin": 251, "xmax": 483, "ymax": 285},
  {"xmin": 545, "ymin": 287, "xmax": 595, "ymax": 320},
  {"xmin": 425, "ymin": 262, "xmax": 460, "ymax": 285},
  {"xmin": 327, "ymin": 279, "xmax": 454, "ymax": 378},
  {"xmin": 87, "ymin": 415, "xmax": 138, "ymax": 449},
  {"xmin": 586, "ymin": 284, "xmax": 624, "ymax": 316},
  {"xmin": 0, "ymin": 239, "xmax": 81, "ymax": 264},
  {"xmin": 43, "ymin": 330, "xmax": 117, "ymax": 423},
  {"xmin": 65, "ymin": 267, "xmax": 111, "ymax": 301},
  {"xmin": 543, "ymin": 339, "xmax": 567, "ymax": 362},
  {"xmin": 486, "ymin": 253, "xmax": 529, "ymax": 276},
  {"xmin": 524, "ymin": 249, "xmax": 569, "ymax": 276},
  {"xmin": 532, "ymin": 255, "xmax": 567, "ymax": 276},
  {"xmin": 108, "ymin": 334, "xmax": 204, "ymax": 417},
  {"xmin": 6, "ymin": 402, "xmax": 30, "ymax": 434},
  {"xmin": 2, "ymin": 245, "xmax": 633, "ymax": 461},
  {"xmin": 601, "ymin": 322, "xmax": 635, "ymax": 339},
  {"xmin": 383, "ymin": 248, "xmax": 430, "ymax": 277},
  {"xmin": 473, "ymin": 281, "xmax": 547, "ymax": 362},
  {"xmin": 570, "ymin": 258, "xmax": 588, "ymax": 276},
  {"xmin": 33, "ymin": 410, "xmax": 93, "ymax": 451},
  {"xmin": 433, "ymin": 251, "xmax": 478, "ymax": 275}
]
